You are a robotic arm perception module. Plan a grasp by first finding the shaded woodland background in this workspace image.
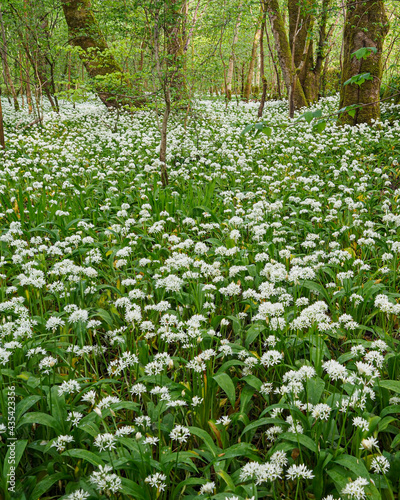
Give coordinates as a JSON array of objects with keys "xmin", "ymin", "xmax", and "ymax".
[{"xmin": 0, "ymin": 0, "xmax": 399, "ymax": 127}]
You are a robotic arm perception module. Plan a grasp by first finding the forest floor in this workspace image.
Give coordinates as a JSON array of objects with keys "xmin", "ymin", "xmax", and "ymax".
[{"xmin": 1, "ymin": 96, "xmax": 400, "ymax": 499}]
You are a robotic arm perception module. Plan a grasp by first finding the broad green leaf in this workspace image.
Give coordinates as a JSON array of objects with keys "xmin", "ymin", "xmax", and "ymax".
[
  {"xmin": 280, "ymin": 432, "xmax": 317, "ymax": 453},
  {"xmin": 189, "ymin": 426, "xmax": 219, "ymax": 457},
  {"xmin": 61, "ymin": 449, "xmax": 105, "ymax": 467},
  {"xmin": 30, "ymin": 473, "xmax": 69, "ymax": 500},
  {"xmin": 334, "ymin": 454, "xmax": 369, "ymax": 479},
  {"xmin": 3, "ymin": 439, "xmax": 27, "ymax": 488},
  {"xmin": 17, "ymin": 412, "xmax": 61, "ymax": 433},
  {"xmin": 377, "ymin": 380, "xmax": 400, "ymax": 393},
  {"xmin": 213, "ymin": 372, "xmax": 236, "ymax": 407}
]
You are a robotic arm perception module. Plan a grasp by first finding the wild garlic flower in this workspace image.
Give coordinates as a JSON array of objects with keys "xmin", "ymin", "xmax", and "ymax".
[
  {"xmin": 286, "ymin": 464, "xmax": 314, "ymax": 480},
  {"xmin": 170, "ymin": 425, "xmax": 191, "ymax": 443},
  {"xmin": 371, "ymin": 455, "xmax": 390, "ymax": 474},
  {"xmin": 341, "ymin": 477, "xmax": 369, "ymax": 499},
  {"xmin": 145, "ymin": 473, "xmax": 167, "ymax": 491}
]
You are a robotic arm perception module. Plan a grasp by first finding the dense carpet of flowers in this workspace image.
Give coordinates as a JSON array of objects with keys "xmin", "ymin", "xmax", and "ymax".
[{"xmin": 1, "ymin": 96, "xmax": 400, "ymax": 500}]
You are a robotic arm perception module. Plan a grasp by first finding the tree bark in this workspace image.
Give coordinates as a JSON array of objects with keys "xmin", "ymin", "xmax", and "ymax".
[
  {"xmin": 243, "ymin": 12, "xmax": 262, "ymax": 102},
  {"xmin": 338, "ymin": 0, "xmax": 389, "ymax": 125},
  {"xmin": 61, "ymin": 0, "xmax": 142, "ymax": 108},
  {"xmin": 0, "ymin": 6, "xmax": 19, "ymax": 111},
  {"xmin": 226, "ymin": 5, "xmax": 242, "ymax": 101},
  {"xmin": 265, "ymin": 0, "xmax": 308, "ymax": 114},
  {"xmin": 160, "ymin": 89, "xmax": 170, "ymax": 187},
  {"xmin": 264, "ymin": 20, "xmax": 282, "ymax": 98},
  {"xmin": 0, "ymin": 92, "xmax": 5, "ymax": 149},
  {"xmin": 258, "ymin": 13, "xmax": 268, "ymax": 117}
]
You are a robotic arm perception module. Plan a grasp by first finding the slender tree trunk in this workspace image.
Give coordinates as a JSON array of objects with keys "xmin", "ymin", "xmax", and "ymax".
[
  {"xmin": 0, "ymin": 6, "xmax": 19, "ymax": 111},
  {"xmin": 19, "ymin": 52, "xmax": 25, "ymax": 107},
  {"xmin": 0, "ymin": 92, "xmax": 5, "ymax": 149},
  {"xmin": 61, "ymin": 0, "xmax": 142, "ymax": 108},
  {"xmin": 241, "ymin": 62, "xmax": 245, "ymax": 99},
  {"xmin": 338, "ymin": 0, "xmax": 389, "ymax": 125},
  {"xmin": 244, "ymin": 12, "xmax": 262, "ymax": 102},
  {"xmin": 226, "ymin": 6, "xmax": 242, "ymax": 101},
  {"xmin": 25, "ymin": 54, "xmax": 33, "ymax": 113},
  {"xmin": 160, "ymin": 89, "xmax": 170, "ymax": 187},
  {"xmin": 264, "ymin": 21, "xmax": 282, "ymax": 98},
  {"xmin": 258, "ymin": 13, "xmax": 268, "ymax": 117},
  {"xmin": 265, "ymin": 0, "xmax": 308, "ymax": 114}
]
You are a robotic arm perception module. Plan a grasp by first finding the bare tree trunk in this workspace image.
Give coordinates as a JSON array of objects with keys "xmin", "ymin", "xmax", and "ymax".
[
  {"xmin": 0, "ymin": 6, "xmax": 19, "ymax": 111},
  {"xmin": 160, "ymin": 89, "xmax": 170, "ymax": 187},
  {"xmin": 264, "ymin": 21, "xmax": 282, "ymax": 98},
  {"xmin": 24, "ymin": 53, "xmax": 33, "ymax": 113},
  {"xmin": 0, "ymin": 92, "xmax": 5, "ymax": 149},
  {"xmin": 226, "ymin": 6, "xmax": 242, "ymax": 101},
  {"xmin": 338, "ymin": 0, "xmax": 389, "ymax": 125},
  {"xmin": 61, "ymin": 0, "xmax": 142, "ymax": 108},
  {"xmin": 258, "ymin": 12, "xmax": 268, "ymax": 117},
  {"xmin": 244, "ymin": 12, "xmax": 262, "ymax": 102},
  {"xmin": 19, "ymin": 51, "xmax": 25, "ymax": 108}
]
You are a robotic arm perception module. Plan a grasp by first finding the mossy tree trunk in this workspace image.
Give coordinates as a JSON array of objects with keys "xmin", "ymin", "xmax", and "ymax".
[
  {"xmin": 338, "ymin": 0, "xmax": 389, "ymax": 125},
  {"xmin": 265, "ymin": 0, "xmax": 308, "ymax": 115},
  {"xmin": 61, "ymin": 0, "xmax": 142, "ymax": 108}
]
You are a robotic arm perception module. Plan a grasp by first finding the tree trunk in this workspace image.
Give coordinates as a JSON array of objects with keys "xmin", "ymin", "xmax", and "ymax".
[
  {"xmin": 264, "ymin": 21, "xmax": 282, "ymax": 98},
  {"xmin": 24, "ymin": 53, "xmax": 33, "ymax": 113},
  {"xmin": 0, "ymin": 6, "xmax": 19, "ymax": 111},
  {"xmin": 226, "ymin": 6, "xmax": 242, "ymax": 101},
  {"xmin": 61, "ymin": 0, "xmax": 142, "ymax": 108},
  {"xmin": 258, "ymin": 13, "xmax": 268, "ymax": 117},
  {"xmin": 265, "ymin": 0, "xmax": 308, "ymax": 114},
  {"xmin": 160, "ymin": 89, "xmax": 170, "ymax": 187},
  {"xmin": 243, "ymin": 13, "xmax": 262, "ymax": 102},
  {"xmin": 303, "ymin": 0, "xmax": 333, "ymax": 103},
  {"xmin": 0, "ymin": 92, "xmax": 5, "ymax": 149},
  {"xmin": 338, "ymin": 0, "xmax": 388, "ymax": 125}
]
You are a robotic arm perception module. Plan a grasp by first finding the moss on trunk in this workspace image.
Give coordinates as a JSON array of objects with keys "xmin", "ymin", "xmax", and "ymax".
[
  {"xmin": 266, "ymin": 0, "xmax": 308, "ymax": 112},
  {"xmin": 61, "ymin": 0, "xmax": 142, "ymax": 108},
  {"xmin": 338, "ymin": 0, "xmax": 389, "ymax": 125}
]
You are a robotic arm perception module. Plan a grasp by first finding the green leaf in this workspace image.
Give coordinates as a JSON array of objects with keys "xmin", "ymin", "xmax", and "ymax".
[
  {"xmin": 17, "ymin": 412, "xmax": 61, "ymax": 433},
  {"xmin": 61, "ymin": 449, "xmax": 105, "ymax": 467},
  {"xmin": 217, "ymin": 470, "xmax": 236, "ymax": 491},
  {"xmin": 280, "ymin": 432, "xmax": 317, "ymax": 453},
  {"xmin": 217, "ymin": 442, "xmax": 259, "ymax": 461},
  {"xmin": 377, "ymin": 380, "xmax": 400, "ymax": 393},
  {"xmin": 241, "ymin": 418, "xmax": 285, "ymax": 436},
  {"xmin": 120, "ymin": 478, "xmax": 146, "ymax": 499},
  {"xmin": 3, "ymin": 439, "xmax": 28, "ymax": 488},
  {"xmin": 15, "ymin": 395, "xmax": 42, "ymax": 424},
  {"xmin": 242, "ymin": 375, "xmax": 262, "ymax": 392},
  {"xmin": 245, "ymin": 324, "xmax": 265, "ymax": 349},
  {"xmin": 189, "ymin": 426, "xmax": 219, "ymax": 457},
  {"xmin": 306, "ymin": 377, "xmax": 325, "ymax": 405},
  {"xmin": 313, "ymin": 120, "xmax": 326, "ymax": 133},
  {"xmin": 262, "ymin": 126, "xmax": 272, "ymax": 136},
  {"xmin": 213, "ymin": 372, "xmax": 236, "ymax": 407},
  {"xmin": 303, "ymin": 111, "xmax": 314, "ymax": 123},
  {"xmin": 391, "ymin": 434, "xmax": 400, "ymax": 448},
  {"xmin": 30, "ymin": 472, "xmax": 69, "ymax": 500},
  {"xmin": 241, "ymin": 124, "xmax": 254, "ymax": 135},
  {"xmin": 334, "ymin": 454, "xmax": 369, "ymax": 479},
  {"xmin": 352, "ymin": 46, "xmax": 378, "ymax": 59}
]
